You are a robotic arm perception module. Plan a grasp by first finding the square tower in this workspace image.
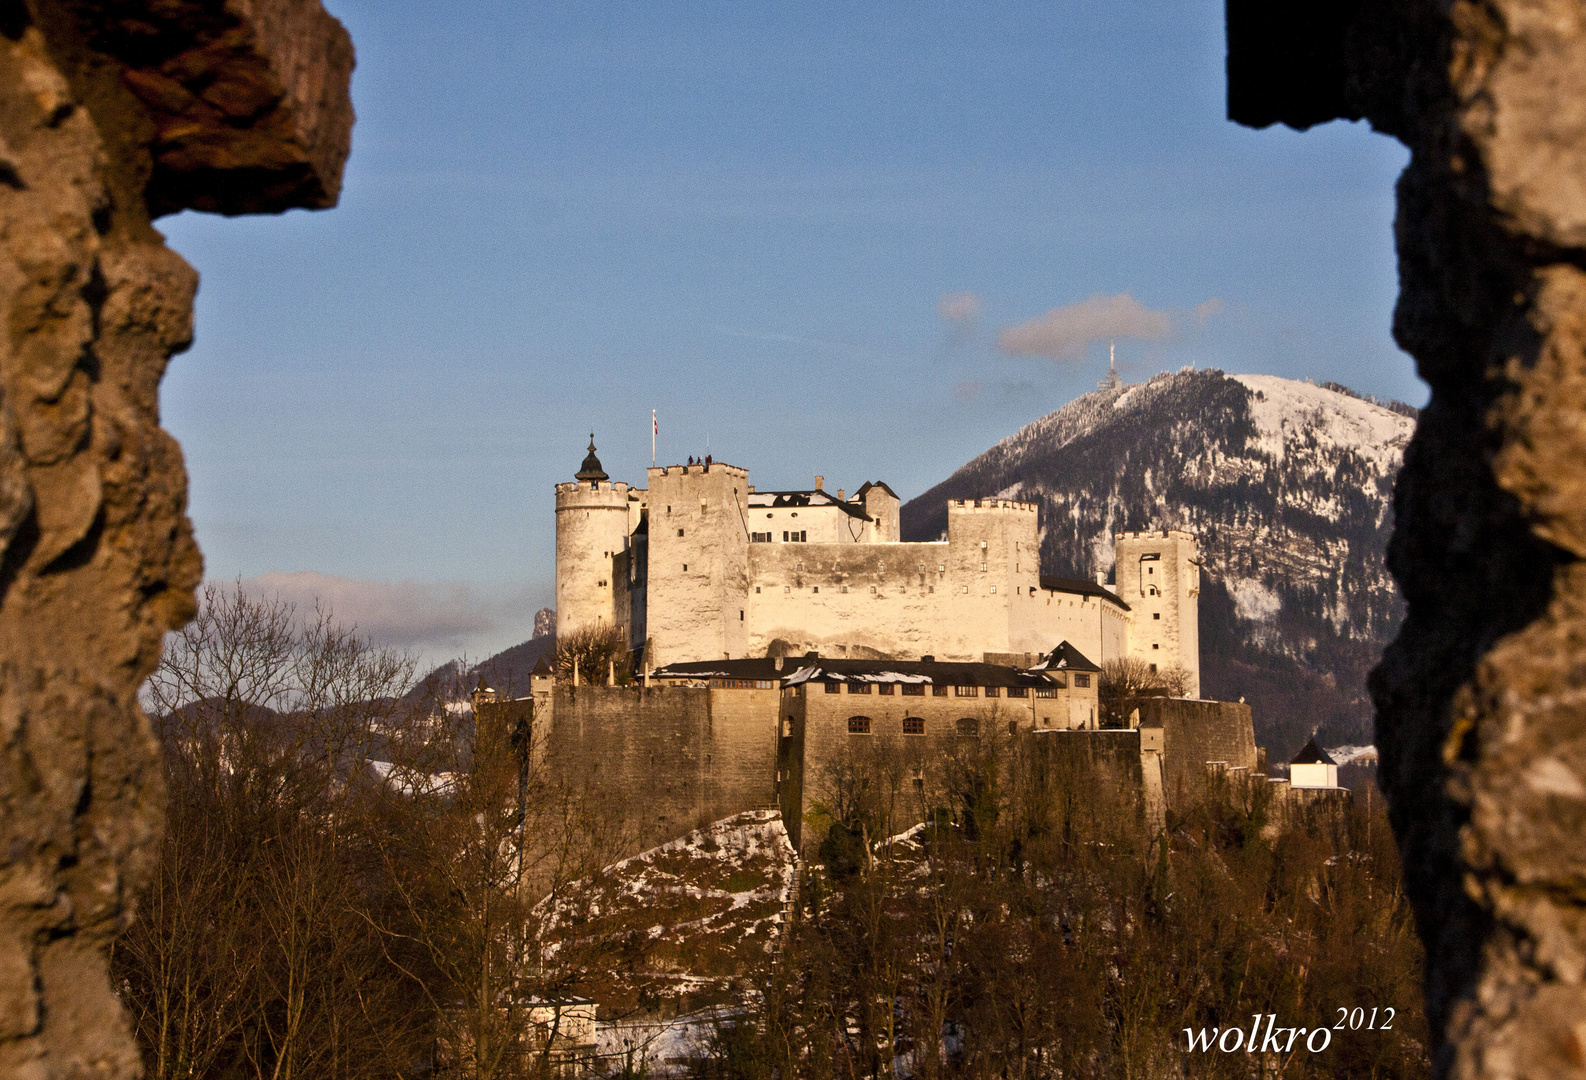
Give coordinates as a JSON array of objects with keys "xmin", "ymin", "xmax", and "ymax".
[
  {"xmin": 1114, "ymin": 529, "xmax": 1200, "ymax": 697},
  {"xmin": 645, "ymin": 462, "xmax": 752, "ymax": 666}
]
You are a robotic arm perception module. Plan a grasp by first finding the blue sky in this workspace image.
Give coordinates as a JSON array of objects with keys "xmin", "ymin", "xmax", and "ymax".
[{"xmin": 157, "ymin": 1, "xmax": 1417, "ymax": 664}]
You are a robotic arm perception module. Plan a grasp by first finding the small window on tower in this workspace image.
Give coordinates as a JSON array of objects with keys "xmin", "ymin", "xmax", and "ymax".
[
  {"xmin": 683, "ymin": 564, "xmax": 688, "ymax": 571},
  {"xmin": 1153, "ymin": 612, "xmax": 1160, "ymax": 620},
  {"xmin": 678, "ymin": 528, "xmax": 684, "ymax": 537},
  {"xmin": 1074, "ymin": 673, "xmax": 1091, "ymax": 688}
]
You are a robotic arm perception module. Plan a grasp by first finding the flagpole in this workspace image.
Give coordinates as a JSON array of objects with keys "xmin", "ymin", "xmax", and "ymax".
[{"xmin": 651, "ymin": 410, "xmax": 657, "ymax": 466}]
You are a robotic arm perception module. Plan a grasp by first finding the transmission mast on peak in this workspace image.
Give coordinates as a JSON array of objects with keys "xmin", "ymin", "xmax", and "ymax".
[{"xmin": 1098, "ymin": 340, "xmax": 1122, "ymax": 392}]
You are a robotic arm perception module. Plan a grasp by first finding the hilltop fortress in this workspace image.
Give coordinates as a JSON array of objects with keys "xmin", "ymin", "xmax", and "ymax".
[
  {"xmin": 508, "ymin": 438, "xmax": 1334, "ymax": 855},
  {"xmin": 555, "ymin": 438, "xmax": 1201, "ymax": 695}
]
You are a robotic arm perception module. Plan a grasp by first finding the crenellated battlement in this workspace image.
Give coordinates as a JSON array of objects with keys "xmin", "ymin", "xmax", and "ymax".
[
  {"xmin": 1118, "ymin": 527, "xmax": 1194, "ymax": 541},
  {"xmin": 947, "ymin": 498, "xmax": 1038, "ymax": 513},
  {"xmin": 556, "ymin": 479, "xmax": 631, "ymax": 497},
  {"xmin": 647, "ymin": 462, "xmax": 749, "ymax": 480}
]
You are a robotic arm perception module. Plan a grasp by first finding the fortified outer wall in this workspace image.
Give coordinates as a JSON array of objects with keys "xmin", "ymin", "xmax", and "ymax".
[
  {"xmin": 1135, "ymin": 698, "xmax": 1256, "ymax": 806},
  {"xmin": 783, "ymin": 678, "xmax": 1098, "ymax": 848},
  {"xmin": 554, "ymin": 479, "xmax": 633, "ymax": 639},
  {"xmin": 0, "ymin": 5, "xmax": 353, "ymax": 1076},
  {"xmin": 1228, "ymin": 6, "xmax": 1586, "ymax": 1072},
  {"xmin": 543, "ymin": 685, "xmax": 778, "ymax": 854},
  {"xmin": 644, "ymin": 463, "xmax": 751, "ymax": 665}
]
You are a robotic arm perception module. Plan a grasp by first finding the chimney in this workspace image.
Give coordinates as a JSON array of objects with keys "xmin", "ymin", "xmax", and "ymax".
[
  {"xmin": 837, "ymin": 488, "xmax": 844, "ymax": 501},
  {"xmin": 814, "ymin": 475, "xmax": 823, "ymax": 491},
  {"xmin": 1095, "ymin": 570, "xmax": 1106, "ymax": 587},
  {"xmin": 773, "ymin": 656, "xmax": 784, "ymax": 672},
  {"xmin": 920, "ymin": 655, "xmax": 935, "ymax": 663}
]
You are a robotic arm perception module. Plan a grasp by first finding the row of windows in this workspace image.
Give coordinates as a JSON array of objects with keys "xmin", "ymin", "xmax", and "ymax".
[
  {"xmin": 709, "ymin": 679, "xmax": 778, "ymax": 689},
  {"xmin": 845, "ymin": 715, "xmax": 988, "ymax": 737},
  {"xmin": 818, "ymin": 677, "xmax": 1084, "ymax": 696},
  {"xmin": 749, "ymin": 531, "xmax": 807, "ymax": 543}
]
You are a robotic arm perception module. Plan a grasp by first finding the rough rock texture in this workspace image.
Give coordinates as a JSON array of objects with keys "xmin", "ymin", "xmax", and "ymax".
[
  {"xmin": 1229, "ymin": 2, "xmax": 1586, "ymax": 1077},
  {"xmin": 0, "ymin": 2, "xmax": 351, "ymax": 1076}
]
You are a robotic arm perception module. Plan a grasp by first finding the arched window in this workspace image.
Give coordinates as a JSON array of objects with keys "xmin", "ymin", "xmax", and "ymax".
[
  {"xmin": 902, "ymin": 716, "xmax": 925, "ymax": 735},
  {"xmin": 847, "ymin": 716, "xmax": 872, "ymax": 734},
  {"xmin": 956, "ymin": 717, "xmax": 979, "ymax": 737}
]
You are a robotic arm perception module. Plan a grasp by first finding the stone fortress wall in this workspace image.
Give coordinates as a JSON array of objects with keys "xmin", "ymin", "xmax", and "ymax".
[{"xmin": 554, "ymin": 445, "xmax": 1181, "ymax": 682}]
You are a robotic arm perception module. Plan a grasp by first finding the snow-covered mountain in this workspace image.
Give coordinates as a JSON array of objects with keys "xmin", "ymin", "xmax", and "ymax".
[{"xmin": 901, "ymin": 369, "xmax": 1417, "ymax": 756}]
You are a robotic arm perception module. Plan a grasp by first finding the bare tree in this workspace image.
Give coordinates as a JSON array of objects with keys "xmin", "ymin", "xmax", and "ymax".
[
  {"xmin": 116, "ymin": 582, "xmax": 428, "ymax": 1080},
  {"xmin": 1098, "ymin": 657, "xmax": 1192, "ymax": 728}
]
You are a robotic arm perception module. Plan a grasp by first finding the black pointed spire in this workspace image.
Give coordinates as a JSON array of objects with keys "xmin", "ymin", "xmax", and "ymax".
[{"xmin": 576, "ymin": 433, "xmax": 608, "ymax": 481}]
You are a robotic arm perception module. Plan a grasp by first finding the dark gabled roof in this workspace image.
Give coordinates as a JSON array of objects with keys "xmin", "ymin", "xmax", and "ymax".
[
  {"xmin": 1038, "ymin": 575, "xmax": 1130, "ymax": 611},
  {"xmin": 853, "ymin": 480, "xmax": 899, "ymax": 502},
  {"xmin": 649, "ymin": 655, "xmax": 1065, "ymax": 688},
  {"xmin": 1290, "ymin": 737, "xmax": 1335, "ymax": 766},
  {"xmin": 531, "ymin": 655, "xmax": 553, "ymax": 677},
  {"xmin": 1028, "ymin": 640, "xmax": 1101, "ymax": 673}
]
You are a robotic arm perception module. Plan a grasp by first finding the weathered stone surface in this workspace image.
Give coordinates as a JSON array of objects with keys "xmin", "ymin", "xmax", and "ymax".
[
  {"xmin": 1230, "ymin": 2, "xmax": 1586, "ymax": 1076},
  {"xmin": 0, "ymin": 1, "xmax": 351, "ymax": 1075}
]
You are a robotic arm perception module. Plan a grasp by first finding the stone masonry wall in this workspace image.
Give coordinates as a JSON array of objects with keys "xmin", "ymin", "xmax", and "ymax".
[
  {"xmin": 0, "ymin": 3, "xmax": 352, "ymax": 1076},
  {"xmin": 1135, "ymin": 697, "xmax": 1257, "ymax": 806},
  {"xmin": 543, "ymin": 685, "xmax": 779, "ymax": 855},
  {"xmin": 1230, "ymin": 3, "xmax": 1586, "ymax": 1074}
]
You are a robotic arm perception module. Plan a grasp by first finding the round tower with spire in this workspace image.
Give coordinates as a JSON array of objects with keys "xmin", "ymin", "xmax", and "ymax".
[{"xmin": 555, "ymin": 434, "xmax": 633, "ymax": 641}]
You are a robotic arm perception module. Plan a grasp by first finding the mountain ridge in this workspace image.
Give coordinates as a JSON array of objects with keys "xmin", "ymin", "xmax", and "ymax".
[{"xmin": 901, "ymin": 368, "xmax": 1416, "ymax": 756}]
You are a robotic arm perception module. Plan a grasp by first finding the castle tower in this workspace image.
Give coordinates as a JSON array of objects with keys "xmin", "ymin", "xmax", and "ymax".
[
  {"xmin": 1114, "ymin": 529, "xmax": 1200, "ymax": 697},
  {"xmin": 644, "ymin": 460, "xmax": 751, "ymax": 666},
  {"xmin": 555, "ymin": 436, "xmax": 633, "ymax": 641}
]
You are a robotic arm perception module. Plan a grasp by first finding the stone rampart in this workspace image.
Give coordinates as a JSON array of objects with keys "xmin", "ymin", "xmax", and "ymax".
[
  {"xmin": 543, "ymin": 685, "xmax": 778, "ymax": 854},
  {"xmin": 1135, "ymin": 698, "xmax": 1257, "ymax": 805}
]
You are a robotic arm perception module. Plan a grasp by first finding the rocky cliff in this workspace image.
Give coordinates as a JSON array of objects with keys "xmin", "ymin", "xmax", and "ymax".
[{"xmin": 901, "ymin": 369, "xmax": 1416, "ymax": 757}]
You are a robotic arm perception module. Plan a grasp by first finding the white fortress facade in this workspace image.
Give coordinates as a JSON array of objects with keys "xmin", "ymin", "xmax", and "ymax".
[{"xmin": 554, "ymin": 439, "xmax": 1200, "ymax": 695}]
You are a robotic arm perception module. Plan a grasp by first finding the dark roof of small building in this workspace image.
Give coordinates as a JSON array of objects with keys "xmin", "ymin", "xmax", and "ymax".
[
  {"xmin": 650, "ymin": 653, "xmax": 1076, "ymax": 688},
  {"xmin": 853, "ymin": 480, "xmax": 899, "ymax": 502},
  {"xmin": 531, "ymin": 655, "xmax": 553, "ymax": 676},
  {"xmin": 1290, "ymin": 737, "xmax": 1335, "ymax": 766},
  {"xmin": 1027, "ymin": 640, "xmax": 1101, "ymax": 673},
  {"xmin": 1038, "ymin": 575, "xmax": 1130, "ymax": 611},
  {"xmin": 575, "ymin": 435, "xmax": 608, "ymax": 481}
]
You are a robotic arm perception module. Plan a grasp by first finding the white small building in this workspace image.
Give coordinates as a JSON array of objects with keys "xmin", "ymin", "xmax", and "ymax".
[{"xmin": 1289, "ymin": 736, "xmax": 1339, "ymax": 789}]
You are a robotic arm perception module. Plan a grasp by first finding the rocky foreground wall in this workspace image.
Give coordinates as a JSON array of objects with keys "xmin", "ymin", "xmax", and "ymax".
[
  {"xmin": 1230, "ymin": 3, "xmax": 1586, "ymax": 1077},
  {"xmin": 0, "ymin": 2, "xmax": 351, "ymax": 1075}
]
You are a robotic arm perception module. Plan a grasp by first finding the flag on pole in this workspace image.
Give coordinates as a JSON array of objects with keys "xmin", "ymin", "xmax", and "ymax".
[{"xmin": 651, "ymin": 410, "xmax": 657, "ymax": 465}]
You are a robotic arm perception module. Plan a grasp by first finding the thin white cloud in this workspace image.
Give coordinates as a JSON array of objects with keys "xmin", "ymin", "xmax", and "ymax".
[
  {"xmin": 937, "ymin": 292, "xmax": 981, "ymax": 323},
  {"xmin": 997, "ymin": 293, "xmax": 1171, "ymax": 361},
  {"xmin": 231, "ymin": 572, "xmax": 546, "ymax": 662},
  {"xmin": 1194, "ymin": 297, "xmax": 1225, "ymax": 322}
]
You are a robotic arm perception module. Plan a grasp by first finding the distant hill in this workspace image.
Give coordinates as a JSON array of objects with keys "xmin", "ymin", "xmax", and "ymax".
[
  {"xmin": 411, "ymin": 627, "xmax": 555, "ymax": 701},
  {"xmin": 901, "ymin": 369, "xmax": 1416, "ymax": 758}
]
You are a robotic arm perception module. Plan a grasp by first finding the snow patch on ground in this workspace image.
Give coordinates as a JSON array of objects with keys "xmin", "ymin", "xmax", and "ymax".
[
  {"xmin": 1232, "ymin": 373, "xmax": 1413, "ymax": 475},
  {"xmin": 1227, "ymin": 577, "xmax": 1282, "ymax": 622}
]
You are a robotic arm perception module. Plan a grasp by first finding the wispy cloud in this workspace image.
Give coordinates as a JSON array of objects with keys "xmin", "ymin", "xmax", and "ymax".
[
  {"xmin": 937, "ymin": 292, "xmax": 981, "ymax": 324},
  {"xmin": 1194, "ymin": 297, "xmax": 1224, "ymax": 322},
  {"xmin": 231, "ymin": 572, "xmax": 546, "ymax": 662},
  {"xmin": 997, "ymin": 293, "xmax": 1172, "ymax": 361}
]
